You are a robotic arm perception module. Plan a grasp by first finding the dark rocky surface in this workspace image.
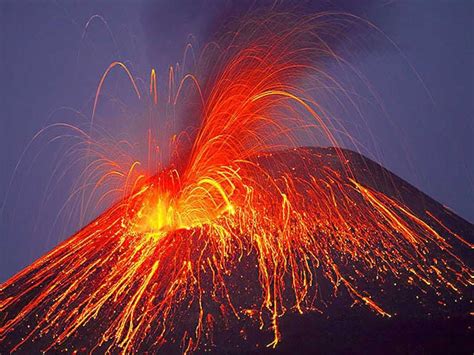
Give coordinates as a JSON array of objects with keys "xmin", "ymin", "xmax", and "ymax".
[{"xmin": 1, "ymin": 147, "xmax": 472, "ymax": 354}]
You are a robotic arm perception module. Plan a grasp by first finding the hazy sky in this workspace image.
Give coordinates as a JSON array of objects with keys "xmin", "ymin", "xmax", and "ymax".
[{"xmin": 1, "ymin": 0, "xmax": 472, "ymax": 281}]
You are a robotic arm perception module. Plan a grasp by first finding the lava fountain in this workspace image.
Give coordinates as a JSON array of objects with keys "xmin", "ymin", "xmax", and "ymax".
[{"xmin": 0, "ymin": 12, "xmax": 472, "ymax": 353}]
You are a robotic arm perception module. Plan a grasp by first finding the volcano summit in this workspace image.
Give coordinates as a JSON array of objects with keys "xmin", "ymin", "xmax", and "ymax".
[{"xmin": 0, "ymin": 147, "xmax": 472, "ymax": 353}]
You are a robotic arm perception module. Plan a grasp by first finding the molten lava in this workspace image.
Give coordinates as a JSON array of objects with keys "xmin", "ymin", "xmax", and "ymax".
[{"xmin": 0, "ymin": 12, "xmax": 472, "ymax": 353}]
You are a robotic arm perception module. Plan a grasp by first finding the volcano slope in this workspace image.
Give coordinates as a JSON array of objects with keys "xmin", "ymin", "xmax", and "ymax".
[{"xmin": 0, "ymin": 147, "xmax": 472, "ymax": 354}]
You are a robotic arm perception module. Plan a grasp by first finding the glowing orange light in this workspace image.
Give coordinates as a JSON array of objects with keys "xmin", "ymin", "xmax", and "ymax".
[{"xmin": 0, "ymin": 12, "xmax": 471, "ymax": 354}]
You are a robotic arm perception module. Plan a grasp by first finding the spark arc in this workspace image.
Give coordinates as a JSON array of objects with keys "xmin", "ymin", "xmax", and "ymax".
[{"xmin": 0, "ymin": 13, "xmax": 472, "ymax": 353}]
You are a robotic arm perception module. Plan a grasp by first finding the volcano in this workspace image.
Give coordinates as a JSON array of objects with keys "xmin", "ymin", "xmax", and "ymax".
[{"xmin": 0, "ymin": 147, "xmax": 472, "ymax": 354}]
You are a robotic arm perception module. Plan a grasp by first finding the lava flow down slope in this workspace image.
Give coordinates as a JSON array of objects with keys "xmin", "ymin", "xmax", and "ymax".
[{"xmin": 1, "ymin": 12, "xmax": 472, "ymax": 354}]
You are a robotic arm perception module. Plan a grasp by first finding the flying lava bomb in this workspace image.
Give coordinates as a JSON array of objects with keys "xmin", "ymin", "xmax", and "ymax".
[{"xmin": 0, "ymin": 11, "xmax": 472, "ymax": 354}]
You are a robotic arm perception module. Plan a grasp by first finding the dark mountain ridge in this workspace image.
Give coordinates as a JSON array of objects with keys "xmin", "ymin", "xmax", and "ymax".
[{"xmin": 1, "ymin": 147, "xmax": 472, "ymax": 354}]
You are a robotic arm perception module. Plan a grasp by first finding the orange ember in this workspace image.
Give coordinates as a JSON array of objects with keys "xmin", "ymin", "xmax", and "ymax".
[{"xmin": 0, "ymin": 12, "xmax": 472, "ymax": 354}]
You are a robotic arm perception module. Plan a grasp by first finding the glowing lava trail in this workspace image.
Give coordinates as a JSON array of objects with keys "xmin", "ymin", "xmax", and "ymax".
[{"xmin": 0, "ymin": 13, "xmax": 472, "ymax": 353}]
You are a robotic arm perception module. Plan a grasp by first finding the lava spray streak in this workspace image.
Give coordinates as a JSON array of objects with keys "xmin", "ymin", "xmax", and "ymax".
[{"xmin": 0, "ymin": 12, "xmax": 472, "ymax": 353}]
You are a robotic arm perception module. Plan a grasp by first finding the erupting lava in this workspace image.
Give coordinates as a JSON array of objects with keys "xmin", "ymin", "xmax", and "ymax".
[{"xmin": 0, "ymin": 12, "xmax": 472, "ymax": 353}]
